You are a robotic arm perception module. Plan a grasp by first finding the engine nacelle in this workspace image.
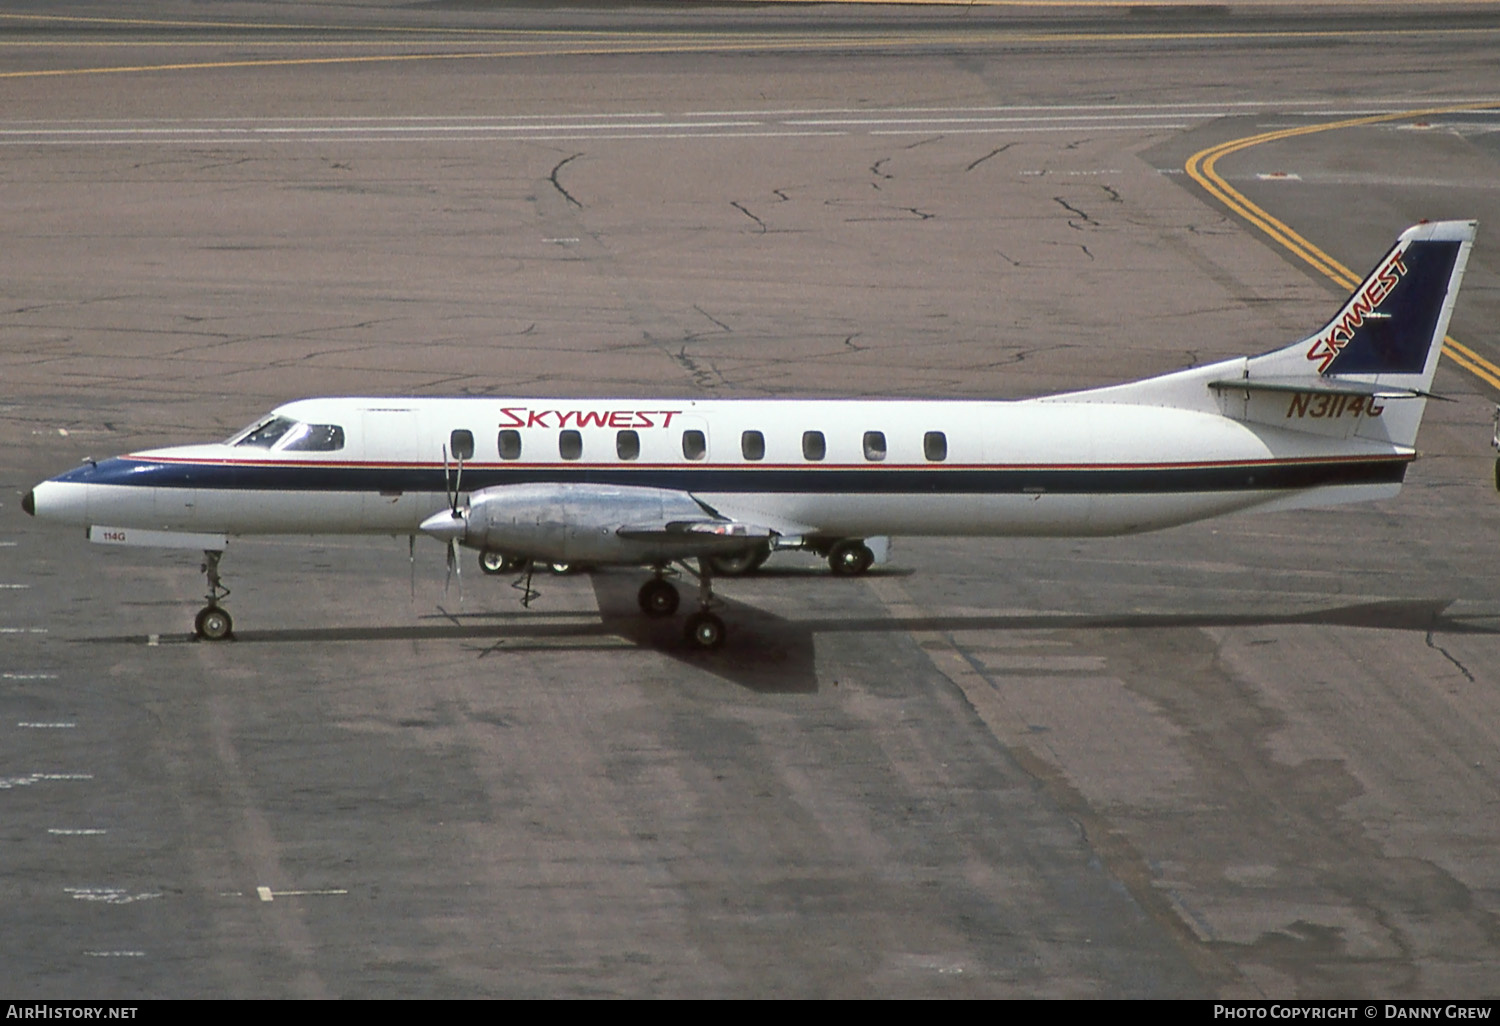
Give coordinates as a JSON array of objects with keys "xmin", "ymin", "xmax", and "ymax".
[{"xmin": 449, "ymin": 482, "xmax": 767, "ymax": 565}]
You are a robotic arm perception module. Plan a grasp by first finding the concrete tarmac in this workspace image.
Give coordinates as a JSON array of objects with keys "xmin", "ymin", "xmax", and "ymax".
[{"xmin": 3, "ymin": 1, "xmax": 1500, "ymax": 998}]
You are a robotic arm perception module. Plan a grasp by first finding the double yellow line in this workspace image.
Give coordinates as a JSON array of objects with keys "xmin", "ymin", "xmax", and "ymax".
[{"xmin": 1186, "ymin": 104, "xmax": 1500, "ymax": 391}]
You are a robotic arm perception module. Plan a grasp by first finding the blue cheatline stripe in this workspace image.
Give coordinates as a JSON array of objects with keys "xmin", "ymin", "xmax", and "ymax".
[{"xmin": 55, "ymin": 456, "xmax": 1409, "ymax": 495}]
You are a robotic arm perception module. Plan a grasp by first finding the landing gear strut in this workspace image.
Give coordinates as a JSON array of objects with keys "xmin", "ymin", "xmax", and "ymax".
[
  {"xmin": 194, "ymin": 549, "xmax": 233, "ymax": 641},
  {"xmin": 680, "ymin": 559, "xmax": 725, "ymax": 650},
  {"xmin": 634, "ymin": 562, "xmax": 726, "ymax": 649}
]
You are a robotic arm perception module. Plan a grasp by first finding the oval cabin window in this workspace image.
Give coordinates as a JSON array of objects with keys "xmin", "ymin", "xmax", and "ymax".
[
  {"xmin": 923, "ymin": 431, "xmax": 948, "ymax": 462},
  {"xmin": 741, "ymin": 430, "xmax": 765, "ymax": 461},
  {"xmin": 802, "ymin": 431, "xmax": 826, "ymax": 461},
  {"xmin": 616, "ymin": 430, "xmax": 640, "ymax": 461},
  {"xmin": 497, "ymin": 430, "xmax": 522, "ymax": 460}
]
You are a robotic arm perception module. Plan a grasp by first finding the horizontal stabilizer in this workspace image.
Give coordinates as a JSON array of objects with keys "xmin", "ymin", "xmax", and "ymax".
[{"xmin": 1206, "ymin": 377, "xmax": 1443, "ymax": 401}]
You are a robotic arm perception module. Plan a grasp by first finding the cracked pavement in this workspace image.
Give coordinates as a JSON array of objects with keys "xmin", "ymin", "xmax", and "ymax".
[{"xmin": 4, "ymin": 0, "xmax": 1500, "ymax": 1000}]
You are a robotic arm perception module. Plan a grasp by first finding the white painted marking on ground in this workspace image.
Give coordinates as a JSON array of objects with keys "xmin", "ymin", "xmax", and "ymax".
[
  {"xmin": 84, "ymin": 951, "xmax": 145, "ymax": 958},
  {"xmin": 786, "ymin": 112, "xmax": 1229, "ymax": 125},
  {"xmin": 65, "ymin": 887, "xmax": 161, "ymax": 904},
  {"xmin": 48, "ymin": 828, "xmax": 107, "ymax": 835},
  {"xmin": 1257, "ymin": 171, "xmax": 1303, "ymax": 180},
  {"xmin": 18, "ymin": 722, "xmax": 76, "ymax": 728},
  {"xmin": 147, "ymin": 634, "xmax": 160, "ymax": 646},
  {"xmin": 252, "ymin": 886, "xmax": 348, "ymax": 902},
  {"xmin": 2, "ymin": 672, "xmax": 58, "ymax": 680},
  {"xmin": 0, "ymin": 627, "xmax": 48, "ymax": 633},
  {"xmin": 0, "ymin": 584, "xmax": 32, "ymax": 589},
  {"xmin": 0, "ymin": 773, "xmax": 93, "ymax": 789},
  {"xmin": 872, "ymin": 124, "xmax": 1189, "ymax": 136}
]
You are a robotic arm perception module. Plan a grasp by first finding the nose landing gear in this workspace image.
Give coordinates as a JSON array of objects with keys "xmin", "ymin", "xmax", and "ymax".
[{"xmin": 194, "ymin": 549, "xmax": 233, "ymax": 641}]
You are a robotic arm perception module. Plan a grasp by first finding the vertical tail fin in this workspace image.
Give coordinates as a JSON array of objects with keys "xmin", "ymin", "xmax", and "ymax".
[
  {"xmin": 1239, "ymin": 220, "xmax": 1476, "ymax": 447},
  {"xmin": 1300, "ymin": 220, "xmax": 1473, "ymax": 385}
]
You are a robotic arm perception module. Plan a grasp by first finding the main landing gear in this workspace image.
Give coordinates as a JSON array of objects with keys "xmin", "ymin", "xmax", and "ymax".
[
  {"xmin": 825, "ymin": 539, "xmax": 875, "ymax": 576},
  {"xmin": 628, "ymin": 537, "xmax": 875, "ymax": 651},
  {"xmin": 636, "ymin": 562, "xmax": 726, "ymax": 651},
  {"xmin": 477, "ymin": 549, "xmax": 525, "ymax": 576},
  {"xmin": 194, "ymin": 549, "xmax": 233, "ymax": 641}
]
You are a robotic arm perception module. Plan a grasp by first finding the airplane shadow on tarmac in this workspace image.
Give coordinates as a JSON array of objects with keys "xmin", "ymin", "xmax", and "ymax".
[{"xmin": 81, "ymin": 581, "xmax": 1500, "ymax": 695}]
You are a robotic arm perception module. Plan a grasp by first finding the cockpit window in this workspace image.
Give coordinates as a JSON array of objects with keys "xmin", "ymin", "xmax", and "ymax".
[
  {"xmin": 280, "ymin": 423, "xmax": 345, "ymax": 452},
  {"xmin": 227, "ymin": 416, "xmax": 344, "ymax": 452},
  {"xmin": 230, "ymin": 416, "xmax": 296, "ymax": 448}
]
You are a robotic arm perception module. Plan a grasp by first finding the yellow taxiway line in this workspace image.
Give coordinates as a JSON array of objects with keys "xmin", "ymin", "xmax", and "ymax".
[{"xmin": 1186, "ymin": 104, "xmax": 1500, "ymax": 391}]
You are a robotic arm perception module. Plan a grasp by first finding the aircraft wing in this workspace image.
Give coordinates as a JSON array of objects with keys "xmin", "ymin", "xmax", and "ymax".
[{"xmin": 687, "ymin": 496, "xmax": 819, "ymax": 539}]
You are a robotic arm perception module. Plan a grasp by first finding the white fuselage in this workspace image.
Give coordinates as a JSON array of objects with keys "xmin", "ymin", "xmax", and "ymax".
[{"xmin": 27, "ymin": 384, "xmax": 1413, "ymax": 545}]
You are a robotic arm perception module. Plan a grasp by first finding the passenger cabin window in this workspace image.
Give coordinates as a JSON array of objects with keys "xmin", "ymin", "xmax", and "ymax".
[
  {"xmin": 802, "ymin": 430, "xmax": 826, "ymax": 461},
  {"xmin": 682, "ymin": 429, "xmax": 706, "ymax": 461},
  {"xmin": 281, "ymin": 423, "xmax": 345, "ymax": 452},
  {"xmin": 616, "ymin": 430, "xmax": 640, "ymax": 461},
  {"xmin": 450, "ymin": 429, "xmax": 475, "ymax": 461},
  {"xmin": 741, "ymin": 430, "xmax": 765, "ymax": 461},
  {"xmin": 923, "ymin": 431, "xmax": 948, "ymax": 462},
  {"xmin": 233, "ymin": 416, "xmax": 296, "ymax": 448},
  {"xmin": 862, "ymin": 431, "xmax": 887, "ymax": 462},
  {"xmin": 559, "ymin": 430, "xmax": 583, "ymax": 460},
  {"xmin": 497, "ymin": 429, "xmax": 522, "ymax": 460}
]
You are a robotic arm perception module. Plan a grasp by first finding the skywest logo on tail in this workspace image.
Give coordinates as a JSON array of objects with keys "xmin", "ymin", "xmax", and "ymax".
[{"xmin": 1305, "ymin": 249, "xmax": 1408, "ymax": 372}]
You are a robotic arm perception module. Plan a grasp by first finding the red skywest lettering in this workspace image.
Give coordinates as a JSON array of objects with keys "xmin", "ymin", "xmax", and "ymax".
[
  {"xmin": 1331, "ymin": 298, "xmax": 1372, "ymax": 347},
  {"xmin": 498, "ymin": 407, "xmax": 684, "ymax": 428},
  {"xmin": 1306, "ymin": 248, "xmax": 1409, "ymax": 372}
]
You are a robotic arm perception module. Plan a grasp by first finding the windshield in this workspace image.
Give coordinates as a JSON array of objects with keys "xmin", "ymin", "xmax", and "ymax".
[
  {"xmin": 280, "ymin": 423, "xmax": 345, "ymax": 452},
  {"xmin": 228, "ymin": 416, "xmax": 296, "ymax": 448},
  {"xmin": 226, "ymin": 416, "xmax": 345, "ymax": 452}
]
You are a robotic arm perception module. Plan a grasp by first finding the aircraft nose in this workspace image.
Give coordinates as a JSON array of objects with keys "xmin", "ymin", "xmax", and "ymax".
[
  {"xmin": 21, "ymin": 490, "xmax": 35, "ymax": 516},
  {"xmin": 419, "ymin": 508, "xmax": 468, "ymax": 544}
]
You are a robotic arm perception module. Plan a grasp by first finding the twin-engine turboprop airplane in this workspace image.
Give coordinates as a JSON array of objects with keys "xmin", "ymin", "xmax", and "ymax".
[{"xmin": 22, "ymin": 221, "xmax": 1476, "ymax": 648}]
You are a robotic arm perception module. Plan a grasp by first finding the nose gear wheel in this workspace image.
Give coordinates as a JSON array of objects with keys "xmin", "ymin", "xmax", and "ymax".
[{"xmin": 194, "ymin": 549, "xmax": 234, "ymax": 641}]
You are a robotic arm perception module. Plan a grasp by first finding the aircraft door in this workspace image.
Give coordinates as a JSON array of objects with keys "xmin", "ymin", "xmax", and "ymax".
[{"xmin": 360, "ymin": 409, "xmax": 424, "ymax": 531}]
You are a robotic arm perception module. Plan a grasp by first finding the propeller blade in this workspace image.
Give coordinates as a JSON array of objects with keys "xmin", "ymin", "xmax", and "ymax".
[
  {"xmin": 445, "ymin": 536, "xmax": 464, "ymax": 604},
  {"xmin": 453, "ymin": 450, "xmax": 464, "ymax": 516},
  {"xmin": 442, "ymin": 443, "xmax": 454, "ymax": 514}
]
